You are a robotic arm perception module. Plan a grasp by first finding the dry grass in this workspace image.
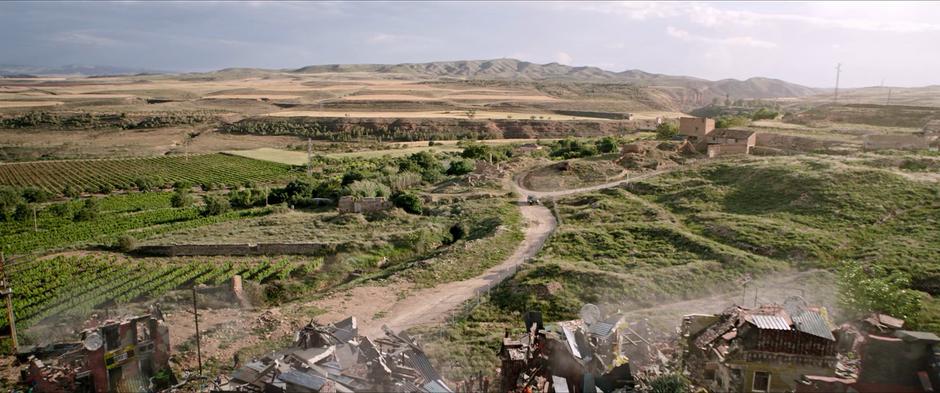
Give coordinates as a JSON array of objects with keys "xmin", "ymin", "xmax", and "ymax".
[
  {"xmin": 263, "ymin": 110, "xmax": 600, "ymax": 120},
  {"xmin": 0, "ymin": 100, "xmax": 63, "ymax": 108}
]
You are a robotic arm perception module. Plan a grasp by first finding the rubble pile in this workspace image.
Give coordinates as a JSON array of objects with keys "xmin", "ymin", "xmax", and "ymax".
[
  {"xmin": 19, "ymin": 307, "xmax": 172, "ymax": 393},
  {"xmin": 498, "ymin": 308, "xmax": 637, "ymax": 393},
  {"xmin": 219, "ymin": 317, "xmax": 453, "ymax": 393}
]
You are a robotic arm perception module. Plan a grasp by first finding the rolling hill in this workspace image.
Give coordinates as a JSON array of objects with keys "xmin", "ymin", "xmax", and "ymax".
[{"xmin": 290, "ymin": 58, "xmax": 820, "ymax": 100}]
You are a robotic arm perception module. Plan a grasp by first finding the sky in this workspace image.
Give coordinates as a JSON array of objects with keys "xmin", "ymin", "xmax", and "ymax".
[{"xmin": 2, "ymin": 1, "xmax": 939, "ymax": 88}]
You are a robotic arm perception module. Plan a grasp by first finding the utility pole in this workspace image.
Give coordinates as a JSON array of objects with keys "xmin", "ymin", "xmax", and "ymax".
[
  {"xmin": 32, "ymin": 205, "xmax": 37, "ymax": 232},
  {"xmin": 833, "ymin": 63, "xmax": 842, "ymax": 104},
  {"xmin": 192, "ymin": 286, "xmax": 202, "ymax": 376},
  {"xmin": 0, "ymin": 252, "xmax": 18, "ymax": 353},
  {"xmin": 306, "ymin": 138, "xmax": 313, "ymax": 177},
  {"xmin": 886, "ymin": 88, "xmax": 893, "ymax": 106}
]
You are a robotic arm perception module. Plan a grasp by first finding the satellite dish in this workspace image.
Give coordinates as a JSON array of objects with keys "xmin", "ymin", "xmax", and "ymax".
[
  {"xmin": 580, "ymin": 304, "xmax": 601, "ymax": 327},
  {"xmin": 83, "ymin": 332, "xmax": 103, "ymax": 351}
]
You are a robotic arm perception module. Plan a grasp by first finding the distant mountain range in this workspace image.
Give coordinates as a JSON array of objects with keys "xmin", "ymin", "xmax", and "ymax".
[
  {"xmin": 290, "ymin": 58, "xmax": 820, "ymax": 99},
  {"xmin": 1, "ymin": 59, "xmax": 819, "ymax": 101},
  {"xmin": 0, "ymin": 64, "xmax": 168, "ymax": 77}
]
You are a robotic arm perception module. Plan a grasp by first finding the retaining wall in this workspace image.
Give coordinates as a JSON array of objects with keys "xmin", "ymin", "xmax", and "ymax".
[{"xmin": 135, "ymin": 242, "xmax": 337, "ymax": 257}]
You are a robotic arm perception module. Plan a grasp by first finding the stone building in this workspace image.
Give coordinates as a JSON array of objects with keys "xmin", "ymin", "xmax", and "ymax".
[
  {"xmin": 679, "ymin": 116, "xmax": 716, "ymax": 142},
  {"xmin": 706, "ymin": 129, "xmax": 757, "ymax": 157}
]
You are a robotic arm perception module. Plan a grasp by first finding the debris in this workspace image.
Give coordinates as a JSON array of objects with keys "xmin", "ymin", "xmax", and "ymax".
[{"xmin": 218, "ymin": 316, "xmax": 452, "ymax": 392}]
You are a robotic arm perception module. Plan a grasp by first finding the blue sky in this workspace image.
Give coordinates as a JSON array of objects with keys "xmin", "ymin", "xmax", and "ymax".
[{"xmin": 2, "ymin": 1, "xmax": 939, "ymax": 88}]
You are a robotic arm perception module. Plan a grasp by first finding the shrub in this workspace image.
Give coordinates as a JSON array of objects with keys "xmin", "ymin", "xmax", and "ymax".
[
  {"xmin": 648, "ymin": 373, "xmax": 690, "ymax": 393},
  {"xmin": 62, "ymin": 184, "xmax": 82, "ymax": 198},
  {"xmin": 596, "ymin": 136, "xmax": 619, "ymax": 153},
  {"xmin": 170, "ymin": 189, "xmax": 194, "ymax": 208},
  {"xmin": 74, "ymin": 198, "xmax": 100, "ymax": 221},
  {"xmin": 446, "ymin": 159, "xmax": 476, "ymax": 176},
  {"xmin": 347, "ymin": 180, "xmax": 391, "ymax": 198},
  {"xmin": 49, "ymin": 203, "xmax": 72, "ymax": 218},
  {"xmin": 655, "ymin": 122, "xmax": 679, "ymax": 140},
  {"xmin": 21, "ymin": 187, "xmax": 51, "ymax": 203},
  {"xmin": 392, "ymin": 191, "xmax": 423, "ymax": 214},
  {"xmin": 201, "ymin": 194, "xmax": 230, "ymax": 216},
  {"xmin": 341, "ymin": 171, "xmax": 365, "ymax": 186},
  {"xmin": 715, "ymin": 115, "xmax": 750, "ymax": 129},
  {"xmin": 133, "ymin": 177, "xmax": 157, "ymax": 192},
  {"xmin": 751, "ymin": 107, "xmax": 779, "ymax": 121},
  {"xmin": 97, "ymin": 183, "xmax": 114, "ymax": 194},
  {"xmin": 0, "ymin": 186, "xmax": 23, "ymax": 220},
  {"xmin": 117, "ymin": 234, "xmax": 138, "ymax": 252},
  {"xmin": 173, "ymin": 181, "xmax": 193, "ymax": 191},
  {"xmin": 13, "ymin": 202, "xmax": 31, "ymax": 222}
]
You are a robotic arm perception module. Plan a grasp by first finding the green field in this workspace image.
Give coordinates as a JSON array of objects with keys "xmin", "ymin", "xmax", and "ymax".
[
  {"xmin": 0, "ymin": 153, "xmax": 293, "ymax": 194},
  {"xmin": 1, "ymin": 254, "xmax": 315, "ymax": 331}
]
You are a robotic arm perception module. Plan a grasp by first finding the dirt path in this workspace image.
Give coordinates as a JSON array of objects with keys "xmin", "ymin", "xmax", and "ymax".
[{"xmin": 316, "ymin": 194, "xmax": 555, "ymax": 337}]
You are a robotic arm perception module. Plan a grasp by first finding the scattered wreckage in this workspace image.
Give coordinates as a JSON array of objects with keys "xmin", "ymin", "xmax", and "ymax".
[
  {"xmin": 18, "ymin": 306, "xmax": 172, "ymax": 393},
  {"xmin": 681, "ymin": 297, "xmax": 940, "ymax": 393},
  {"xmin": 217, "ymin": 317, "xmax": 452, "ymax": 393},
  {"xmin": 498, "ymin": 305, "xmax": 646, "ymax": 393}
]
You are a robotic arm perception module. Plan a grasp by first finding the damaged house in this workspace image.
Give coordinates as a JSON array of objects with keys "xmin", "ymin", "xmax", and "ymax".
[
  {"xmin": 797, "ymin": 314, "xmax": 940, "ymax": 393},
  {"xmin": 498, "ymin": 308, "xmax": 637, "ymax": 393},
  {"xmin": 682, "ymin": 299, "xmax": 838, "ymax": 393},
  {"xmin": 219, "ymin": 317, "xmax": 452, "ymax": 393},
  {"xmin": 19, "ymin": 307, "xmax": 171, "ymax": 393}
]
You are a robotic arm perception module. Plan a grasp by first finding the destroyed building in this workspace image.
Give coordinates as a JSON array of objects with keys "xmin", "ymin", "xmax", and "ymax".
[
  {"xmin": 19, "ymin": 307, "xmax": 171, "ymax": 393},
  {"xmin": 682, "ymin": 299, "xmax": 839, "ymax": 393},
  {"xmin": 337, "ymin": 196, "xmax": 392, "ymax": 214},
  {"xmin": 219, "ymin": 317, "xmax": 452, "ymax": 393},
  {"xmin": 498, "ymin": 308, "xmax": 638, "ymax": 393},
  {"xmin": 796, "ymin": 314, "xmax": 940, "ymax": 393}
]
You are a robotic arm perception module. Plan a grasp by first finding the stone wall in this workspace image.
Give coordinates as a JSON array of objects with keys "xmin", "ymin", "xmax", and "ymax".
[
  {"xmin": 337, "ymin": 196, "xmax": 392, "ymax": 213},
  {"xmin": 135, "ymin": 242, "xmax": 336, "ymax": 257},
  {"xmin": 863, "ymin": 134, "xmax": 930, "ymax": 151}
]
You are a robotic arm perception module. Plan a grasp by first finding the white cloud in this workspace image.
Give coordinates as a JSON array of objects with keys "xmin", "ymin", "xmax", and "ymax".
[
  {"xmin": 554, "ymin": 51, "xmax": 573, "ymax": 65},
  {"xmin": 49, "ymin": 31, "xmax": 121, "ymax": 47},
  {"xmin": 666, "ymin": 26, "xmax": 777, "ymax": 48},
  {"xmin": 687, "ymin": 6, "xmax": 940, "ymax": 33},
  {"xmin": 569, "ymin": 1, "xmax": 940, "ymax": 33}
]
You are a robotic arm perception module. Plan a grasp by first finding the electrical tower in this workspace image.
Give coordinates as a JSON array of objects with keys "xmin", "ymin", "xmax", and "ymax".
[{"xmin": 833, "ymin": 63, "xmax": 842, "ymax": 103}]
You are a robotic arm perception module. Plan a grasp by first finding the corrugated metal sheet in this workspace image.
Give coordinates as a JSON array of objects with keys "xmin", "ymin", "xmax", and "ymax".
[
  {"xmin": 748, "ymin": 314, "xmax": 791, "ymax": 331},
  {"xmin": 792, "ymin": 311, "xmax": 835, "ymax": 341},
  {"xmin": 277, "ymin": 371, "xmax": 327, "ymax": 391}
]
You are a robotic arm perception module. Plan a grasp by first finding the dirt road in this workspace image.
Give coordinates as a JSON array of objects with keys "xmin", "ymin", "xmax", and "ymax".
[
  {"xmin": 317, "ymin": 195, "xmax": 556, "ymax": 337},
  {"xmin": 517, "ymin": 168, "xmax": 673, "ymax": 199}
]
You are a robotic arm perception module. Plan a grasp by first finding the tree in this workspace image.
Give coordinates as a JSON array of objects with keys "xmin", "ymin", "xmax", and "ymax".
[
  {"xmin": 838, "ymin": 261, "xmax": 923, "ymax": 325},
  {"xmin": 201, "ymin": 194, "xmax": 230, "ymax": 216},
  {"xmin": 391, "ymin": 192, "xmax": 423, "ymax": 214},
  {"xmin": 596, "ymin": 136, "xmax": 619, "ymax": 153},
  {"xmin": 133, "ymin": 177, "xmax": 157, "ymax": 192},
  {"xmin": 446, "ymin": 159, "xmax": 476, "ymax": 176},
  {"xmin": 62, "ymin": 184, "xmax": 81, "ymax": 198},
  {"xmin": 655, "ymin": 122, "xmax": 679, "ymax": 140},
  {"xmin": 171, "ymin": 189, "xmax": 194, "ymax": 208},
  {"xmin": 341, "ymin": 171, "xmax": 365, "ymax": 186},
  {"xmin": 0, "ymin": 186, "xmax": 23, "ymax": 220},
  {"xmin": 74, "ymin": 198, "xmax": 100, "ymax": 221},
  {"xmin": 715, "ymin": 115, "xmax": 749, "ymax": 129},
  {"xmin": 21, "ymin": 187, "xmax": 51, "ymax": 203}
]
